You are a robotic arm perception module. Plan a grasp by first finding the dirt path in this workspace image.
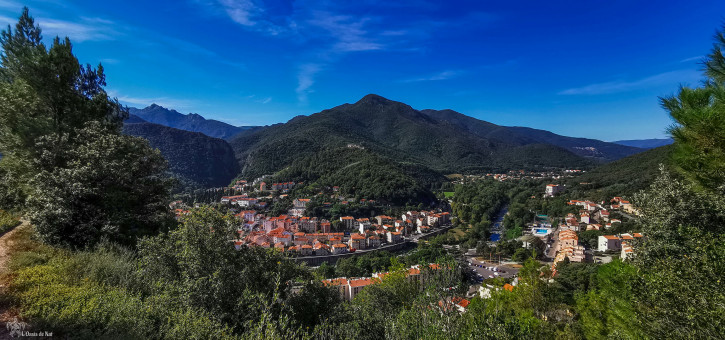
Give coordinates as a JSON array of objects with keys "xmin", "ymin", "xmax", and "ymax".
[
  {"xmin": 0, "ymin": 220, "xmax": 27, "ymax": 276},
  {"xmin": 0, "ymin": 220, "xmax": 28, "ymax": 339}
]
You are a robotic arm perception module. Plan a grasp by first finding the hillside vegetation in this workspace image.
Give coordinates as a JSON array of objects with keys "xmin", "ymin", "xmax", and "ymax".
[
  {"xmin": 230, "ymin": 94, "xmax": 596, "ymax": 179},
  {"xmin": 123, "ymin": 122, "xmax": 239, "ymax": 188},
  {"xmin": 568, "ymin": 145, "xmax": 674, "ymax": 199},
  {"xmin": 273, "ymin": 147, "xmax": 442, "ymax": 205}
]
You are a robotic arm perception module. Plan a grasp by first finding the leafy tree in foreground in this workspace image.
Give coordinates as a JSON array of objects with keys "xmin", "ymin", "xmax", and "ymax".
[
  {"xmin": 0, "ymin": 8, "xmax": 170, "ymax": 248},
  {"xmin": 28, "ymin": 122, "xmax": 173, "ymax": 248}
]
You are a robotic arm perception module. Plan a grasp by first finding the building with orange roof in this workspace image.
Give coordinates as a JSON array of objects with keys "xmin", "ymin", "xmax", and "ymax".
[
  {"xmin": 347, "ymin": 278, "xmax": 379, "ymax": 301},
  {"xmin": 598, "ymin": 235, "xmax": 622, "ymax": 252},
  {"xmin": 331, "ymin": 243, "xmax": 348, "ymax": 255},
  {"xmin": 349, "ymin": 233, "xmax": 367, "ymax": 250}
]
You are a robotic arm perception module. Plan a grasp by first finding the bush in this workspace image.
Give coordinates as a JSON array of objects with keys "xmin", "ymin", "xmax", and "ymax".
[{"xmin": 0, "ymin": 209, "xmax": 20, "ymax": 234}]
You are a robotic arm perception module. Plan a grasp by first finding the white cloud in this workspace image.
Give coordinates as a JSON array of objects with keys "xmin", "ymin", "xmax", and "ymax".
[
  {"xmin": 296, "ymin": 63, "xmax": 321, "ymax": 104},
  {"xmin": 680, "ymin": 56, "xmax": 703, "ymax": 63},
  {"xmin": 218, "ymin": 0, "xmax": 258, "ymax": 26},
  {"xmin": 37, "ymin": 17, "xmax": 119, "ymax": 42},
  {"xmin": 558, "ymin": 70, "xmax": 702, "ymax": 95},
  {"xmin": 401, "ymin": 70, "xmax": 464, "ymax": 83}
]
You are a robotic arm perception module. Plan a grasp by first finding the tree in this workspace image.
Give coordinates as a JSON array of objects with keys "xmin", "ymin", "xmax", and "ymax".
[
  {"xmin": 28, "ymin": 122, "xmax": 173, "ymax": 248},
  {"xmin": 0, "ymin": 9, "xmax": 170, "ymax": 248}
]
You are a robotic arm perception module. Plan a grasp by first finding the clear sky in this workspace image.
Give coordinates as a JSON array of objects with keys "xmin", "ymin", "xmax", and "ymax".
[{"xmin": 1, "ymin": 0, "xmax": 724, "ymax": 141}]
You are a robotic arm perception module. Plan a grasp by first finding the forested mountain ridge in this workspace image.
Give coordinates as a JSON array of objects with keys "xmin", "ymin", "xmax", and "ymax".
[
  {"xmin": 229, "ymin": 94, "xmax": 596, "ymax": 179},
  {"xmin": 613, "ymin": 138, "xmax": 673, "ymax": 149},
  {"xmin": 123, "ymin": 122, "xmax": 239, "ymax": 188},
  {"xmin": 129, "ymin": 104, "xmax": 254, "ymax": 140},
  {"xmin": 567, "ymin": 144, "xmax": 674, "ymax": 199},
  {"xmin": 420, "ymin": 109, "xmax": 644, "ymax": 161},
  {"xmin": 273, "ymin": 147, "xmax": 443, "ymax": 204}
]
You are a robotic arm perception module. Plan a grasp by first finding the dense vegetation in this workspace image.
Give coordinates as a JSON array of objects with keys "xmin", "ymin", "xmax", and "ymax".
[
  {"xmin": 129, "ymin": 104, "xmax": 253, "ymax": 140},
  {"xmin": 273, "ymin": 147, "xmax": 441, "ymax": 205},
  {"xmin": 123, "ymin": 122, "xmax": 240, "ymax": 188},
  {"xmin": 229, "ymin": 94, "xmax": 597, "ymax": 180},
  {"xmin": 0, "ymin": 9, "xmax": 171, "ymax": 249},
  {"xmin": 420, "ymin": 108, "xmax": 643, "ymax": 161},
  {"xmin": 567, "ymin": 144, "xmax": 674, "ymax": 200},
  {"xmin": 0, "ymin": 209, "xmax": 19, "ymax": 234},
  {"xmin": 0, "ymin": 8, "xmax": 724, "ymax": 340}
]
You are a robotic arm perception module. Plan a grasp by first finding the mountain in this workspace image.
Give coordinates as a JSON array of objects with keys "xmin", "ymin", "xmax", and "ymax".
[
  {"xmin": 229, "ymin": 94, "xmax": 597, "ymax": 179},
  {"xmin": 129, "ymin": 104, "xmax": 253, "ymax": 140},
  {"xmin": 420, "ymin": 109, "xmax": 644, "ymax": 161},
  {"xmin": 125, "ymin": 114, "xmax": 147, "ymax": 124},
  {"xmin": 123, "ymin": 122, "xmax": 239, "ymax": 188},
  {"xmin": 274, "ymin": 147, "xmax": 442, "ymax": 205},
  {"xmin": 568, "ymin": 144, "xmax": 674, "ymax": 200},
  {"xmin": 613, "ymin": 138, "xmax": 673, "ymax": 149}
]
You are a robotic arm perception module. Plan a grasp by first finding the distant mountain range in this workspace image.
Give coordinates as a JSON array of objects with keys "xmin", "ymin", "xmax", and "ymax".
[
  {"xmin": 123, "ymin": 94, "xmax": 654, "ymax": 193},
  {"xmin": 613, "ymin": 138, "xmax": 673, "ymax": 149},
  {"xmin": 229, "ymin": 94, "xmax": 643, "ymax": 179},
  {"xmin": 420, "ymin": 109, "xmax": 642, "ymax": 161},
  {"xmin": 128, "ymin": 104, "xmax": 255, "ymax": 140},
  {"xmin": 122, "ymin": 122, "xmax": 239, "ymax": 188}
]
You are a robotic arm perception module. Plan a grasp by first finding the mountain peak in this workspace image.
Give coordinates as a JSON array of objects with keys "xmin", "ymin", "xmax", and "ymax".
[
  {"xmin": 148, "ymin": 103, "xmax": 163, "ymax": 109},
  {"xmin": 356, "ymin": 94, "xmax": 392, "ymax": 105}
]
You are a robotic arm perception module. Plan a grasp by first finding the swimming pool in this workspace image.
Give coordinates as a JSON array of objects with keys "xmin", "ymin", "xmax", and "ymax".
[{"xmin": 534, "ymin": 229, "xmax": 549, "ymax": 235}]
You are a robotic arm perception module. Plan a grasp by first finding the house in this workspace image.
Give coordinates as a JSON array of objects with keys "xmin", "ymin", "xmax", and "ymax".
[
  {"xmin": 357, "ymin": 218, "xmax": 372, "ymax": 233},
  {"xmin": 340, "ymin": 216, "xmax": 355, "ymax": 230},
  {"xmin": 598, "ymin": 235, "xmax": 622, "ymax": 252},
  {"xmin": 621, "ymin": 242, "xmax": 634, "ymax": 260},
  {"xmin": 299, "ymin": 244, "xmax": 313, "ymax": 256},
  {"xmin": 367, "ymin": 235, "xmax": 381, "ymax": 248},
  {"xmin": 332, "ymin": 243, "xmax": 349, "ymax": 255},
  {"xmin": 545, "ymin": 184, "xmax": 564, "ymax": 197},
  {"xmin": 581, "ymin": 212, "xmax": 590, "ymax": 224},
  {"xmin": 557, "ymin": 230, "xmax": 578, "ymax": 251},
  {"xmin": 320, "ymin": 221, "xmax": 331, "ymax": 233},
  {"xmin": 347, "ymin": 278, "xmax": 377, "ymax": 301},
  {"xmin": 387, "ymin": 231, "xmax": 403, "ymax": 243},
  {"xmin": 598, "ymin": 209, "xmax": 610, "ymax": 222},
  {"xmin": 293, "ymin": 198, "xmax": 311, "ymax": 209},
  {"xmin": 322, "ymin": 278, "xmax": 349, "ymax": 301},
  {"xmin": 375, "ymin": 215, "xmax": 394, "ymax": 225},
  {"xmin": 313, "ymin": 243, "xmax": 330, "ymax": 255},
  {"xmin": 349, "ymin": 233, "xmax": 366, "ymax": 250}
]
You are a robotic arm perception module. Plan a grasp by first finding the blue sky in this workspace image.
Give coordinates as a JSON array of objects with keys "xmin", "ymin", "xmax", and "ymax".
[{"xmin": 1, "ymin": 0, "xmax": 724, "ymax": 141}]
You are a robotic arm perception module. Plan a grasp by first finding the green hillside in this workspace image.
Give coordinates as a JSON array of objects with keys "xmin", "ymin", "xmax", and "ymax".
[
  {"xmin": 230, "ymin": 94, "xmax": 594, "ymax": 179},
  {"xmin": 272, "ymin": 147, "xmax": 442, "ymax": 205},
  {"xmin": 568, "ymin": 144, "xmax": 674, "ymax": 199},
  {"xmin": 123, "ymin": 122, "xmax": 239, "ymax": 188}
]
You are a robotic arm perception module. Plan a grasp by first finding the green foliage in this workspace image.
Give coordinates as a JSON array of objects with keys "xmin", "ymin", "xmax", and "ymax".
[
  {"xmin": 451, "ymin": 178, "xmax": 508, "ymax": 242},
  {"xmin": 0, "ymin": 209, "xmax": 19, "ymax": 234},
  {"xmin": 28, "ymin": 122, "xmax": 173, "ymax": 249},
  {"xmin": 0, "ymin": 9, "xmax": 171, "ymax": 249},
  {"xmin": 575, "ymin": 260, "xmax": 643, "ymax": 339},
  {"xmin": 333, "ymin": 251, "xmax": 396, "ymax": 277},
  {"xmin": 274, "ymin": 147, "xmax": 440, "ymax": 205},
  {"xmin": 229, "ymin": 94, "xmax": 594, "ymax": 182},
  {"xmin": 662, "ymin": 85, "xmax": 725, "ymax": 193},
  {"xmin": 123, "ymin": 122, "xmax": 240, "ymax": 188},
  {"xmin": 568, "ymin": 145, "xmax": 673, "ymax": 200},
  {"xmin": 631, "ymin": 170, "xmax": 725, "ymax": 339}
]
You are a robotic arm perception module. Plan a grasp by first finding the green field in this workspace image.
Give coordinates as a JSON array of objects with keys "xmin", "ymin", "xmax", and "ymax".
[{"xmin": 443, "ymin": 191, "xmax": 455, "ymax": 198}]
